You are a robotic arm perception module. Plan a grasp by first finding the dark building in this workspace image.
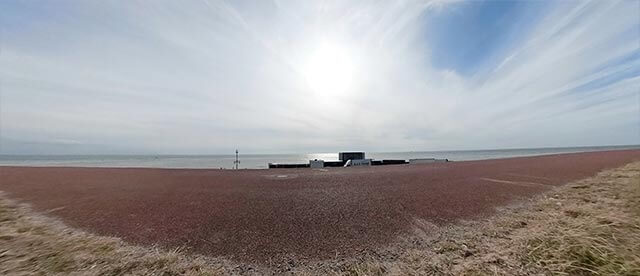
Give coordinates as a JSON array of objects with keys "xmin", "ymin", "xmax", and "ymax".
[{"xmin": 339, "ymin": 152, "xmax": 365, "ymax": 161}]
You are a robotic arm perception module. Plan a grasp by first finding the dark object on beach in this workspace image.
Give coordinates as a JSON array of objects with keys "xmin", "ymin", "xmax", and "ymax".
[
  {"xmin": 323, "ymin": 160, "xmax": 346, "ymax": 167},
  {"xmin": 380, "ymin": 159, "xmax": 408, "ymax": 165},
  {"xmin": 371, "ymin": 159, "xmax": 408, "ymax": 166},
  {"xmin": 268, "ymin": 163, "xmax": 310, "ymax": 168}
]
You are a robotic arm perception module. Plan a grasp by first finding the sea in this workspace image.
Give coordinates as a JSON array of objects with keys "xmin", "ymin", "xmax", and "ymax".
[{"xmin": 0, "ymin": 145, "xmax": 638, "ymax": 169}]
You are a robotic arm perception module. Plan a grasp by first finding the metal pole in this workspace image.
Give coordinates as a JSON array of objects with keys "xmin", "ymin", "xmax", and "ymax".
[{"xmin": 234, "ymin": 149, "xmax": 239, "ymax": 169}]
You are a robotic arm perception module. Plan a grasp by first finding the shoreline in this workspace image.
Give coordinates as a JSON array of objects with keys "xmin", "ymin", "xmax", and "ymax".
[{"xmin": 0, "ymin": 147, "xmax": 638, "ymax": 171}]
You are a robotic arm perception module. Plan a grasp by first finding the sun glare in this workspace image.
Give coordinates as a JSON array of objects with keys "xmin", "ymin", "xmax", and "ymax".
[{"xmin": 303, "ymin": 42, "xmax": 355, "ymax": 95}]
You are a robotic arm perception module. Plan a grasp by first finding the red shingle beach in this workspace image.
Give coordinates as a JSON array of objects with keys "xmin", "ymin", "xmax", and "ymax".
[{"xmin": 1, "ymin": 150, "xmax": 638, "ymax": 263}]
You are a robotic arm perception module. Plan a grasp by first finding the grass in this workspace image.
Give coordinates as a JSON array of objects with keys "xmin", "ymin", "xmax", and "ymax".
[
  {"xmin": 1, "ymin": 162, "xmax": 639, "ymax": 275},
  {"xmin": 518, "ymin": 166, "xmax": 640, "ymax": 275},
  {"xmin": 0, "ymin": 192, "xmax": 238, "ymax": 275}
]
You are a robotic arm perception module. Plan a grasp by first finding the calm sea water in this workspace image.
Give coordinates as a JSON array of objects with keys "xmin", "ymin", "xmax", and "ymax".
[{"xmin": 0, "ymin": 145, "xmax": 637, "ymax": 169}]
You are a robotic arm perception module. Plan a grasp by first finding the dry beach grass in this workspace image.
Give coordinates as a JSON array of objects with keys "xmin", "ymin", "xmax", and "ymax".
[
  {"xmin": 0, "ymin": 192, "xmax": 237, "ymax": 275},
  {"xmin": 320, "ymin": 161, "xmax": 640, "ymax": 275},
  {"xmin": 1, "ymin": 162, "xmax": 639, "ymax": 275}
]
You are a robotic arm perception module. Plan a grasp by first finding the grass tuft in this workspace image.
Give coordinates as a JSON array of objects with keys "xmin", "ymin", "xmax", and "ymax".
[{"xmin": 0, "ymin": 192, "xmax": 240, "ymax": 275}]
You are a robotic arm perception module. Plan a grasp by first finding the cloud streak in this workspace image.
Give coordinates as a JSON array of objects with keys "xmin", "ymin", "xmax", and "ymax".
[{"xmin": 0, "ymin": 0, "xmax": 638, "ymax": 154}]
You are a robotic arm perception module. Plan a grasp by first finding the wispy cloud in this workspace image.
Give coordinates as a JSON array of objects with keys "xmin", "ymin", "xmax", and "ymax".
[{"xmin": 0, "ymin": 0, "xmax": 637, "ymax": 154}]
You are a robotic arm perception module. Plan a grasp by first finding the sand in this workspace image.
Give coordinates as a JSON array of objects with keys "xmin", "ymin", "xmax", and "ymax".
[{"xmin": 0, "ymin": 149, "xmax": 638, "ymax": 263}]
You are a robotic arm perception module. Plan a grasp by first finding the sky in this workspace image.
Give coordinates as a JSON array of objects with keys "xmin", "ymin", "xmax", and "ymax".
[{"xmin": 0, "ymin": 0, "xmax": 639, "ymax": 154}]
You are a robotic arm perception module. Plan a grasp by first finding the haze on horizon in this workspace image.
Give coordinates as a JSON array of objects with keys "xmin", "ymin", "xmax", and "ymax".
[{"xmin": 0, "ymin": 0, "xmax": 639, "ymax": 155}]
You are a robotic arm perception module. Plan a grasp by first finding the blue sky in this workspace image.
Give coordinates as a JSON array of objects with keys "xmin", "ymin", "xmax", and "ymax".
[
  {"xmin": 424, "ymin": 1, "xmax": 548, "ymax": 76},
  {"xmin": 0, "ymin": 0, "xmax": 638, "ymax": 154}
]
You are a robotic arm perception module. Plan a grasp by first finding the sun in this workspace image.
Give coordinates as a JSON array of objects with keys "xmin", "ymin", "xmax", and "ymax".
[{"xmin": 303, "ymin": 42, "xmax": 355, "ymax": 95}]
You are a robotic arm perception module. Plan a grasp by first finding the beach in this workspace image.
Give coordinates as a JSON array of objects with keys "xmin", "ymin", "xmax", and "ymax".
[{"xmin": 1, "ymin": 149, "xmax": 638, "ymax": 265}]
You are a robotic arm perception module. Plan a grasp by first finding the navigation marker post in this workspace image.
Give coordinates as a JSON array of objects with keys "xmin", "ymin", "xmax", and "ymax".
[{"xmin": 234, "ymin": 149, "xmax": 240, "ymax": 169}]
